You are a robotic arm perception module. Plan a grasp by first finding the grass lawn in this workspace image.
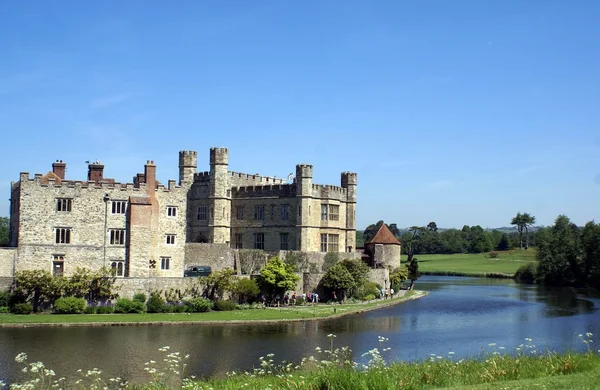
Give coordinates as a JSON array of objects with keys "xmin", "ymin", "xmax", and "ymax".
[
  {"xmin": 416, "ymin": 249, "xmax": 537, "ymax": 276},
  {"xmin": 0, "ymin": 291, "xmax": 426, "ymax": 325}
]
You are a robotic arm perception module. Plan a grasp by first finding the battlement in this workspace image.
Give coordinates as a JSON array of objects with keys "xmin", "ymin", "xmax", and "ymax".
[
  {"xmin": 232, "ymin": 184, "xmax": 296, "ymax": 198},
  {"xmin": 341, "ymin": 171, "xmax": 358, "ymax": 187},
  {"xmin": 194, "ymin": 171, "xmax": 211, "ymax": 183},
  {"xmin": 210, "ymin": 147, "xmax": 229, "ymax": 165},
  {"xmin": 296, "ymin": 164, "xmax": 313, "ymax": 179},
  {"xmin": 229, "ymin": 171, "xmax": 286, "ymax": 186},
  {"xmin": 311, "ymin": 183, "xmax": 348, "ymax": 200},
  {"xmin": 179, "ymin": 150, "xmax": 198, "ymax": 167}
]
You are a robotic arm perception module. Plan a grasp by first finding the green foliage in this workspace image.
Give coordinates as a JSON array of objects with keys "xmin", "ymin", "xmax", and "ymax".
[
  {"xmin": 0, "ymin": 306, "xmax": 9, "ymax": 313},
  {"xmin": 321, "ymin": 264, "xmax": 355, "ymax": 299},
  {"xmin": 95, "ymin": 305, "xmax": 115, "ymax": 314},
  {"xmin": 389, "ymin": 267, "xmax": 408, "ymax": 291},
  {"xmin": 515, "ymin": 263, "xmax": 537, "ymax": 284},
  {"xmin": 165, "ymin": 304, "xmax": 190, "ymax": 313},
  {"xmin": 213, "ymin": 300, "xmax": 237, "ymax": 311},
  {"xmin": 14, "ymin": 270, "xmax": 60, "ymax": 312},
  {"xmin": 511, "ymin": 212, "xmax": 537, "ymax": 250},
  {"xmin": 199, "ymin": 268, "xmax": 236, "ymax": 301},
  {"xmin": 338, "ymin": 258, "xmax": 370, "ymax": 297},
  {"xmin": 258, "ymin": 256, "xmax": 299, "ymax": 299},
  {"xmin": 497, "ymin": 233, "xmax": 512, "ymax": 251},
  {"xmin": 12, "ymin": 303, "xmax": 33, "ymax": 314},
  {"xmin": 355, "ymin": 230, "xmax": 365, "ymax": 248},
  {"xmin": 364, "ymin": 294, "xmax": 376, "ymax": 301},
  {"xmin": 0, "ymin": 216, "xmax": 8, "ymax": 246},
  {"xmin": 0, "ymin": 290, "xmax": 10, "ymax": 307},
  {"xmin": 322, "ymin": 252, "xmax": 339, "ymax": 272},
  {"xmin": 232, "ymin": 278, "xmax": 260, "ymax": 304},
  {"xmin": 406, "ymin": 257, "xmax": 420, "ymax": 289},
  {"xmin": 184, "ymin": 297, "xmax": 212, "ymax": 313},
  {"xmin": 133, "ymin": 293, "xmax": 147, "ymax": 303},
  {"xmin": 53, "ymin": 297, "xmax": 86, "ymax": 314},
  {"xmin": 146, "ymin": 292, "xmax": 165, "ymax": 313},
  {"xmin": 114, "ymin": 298, "xmax": 145, "ymax": 314},
  {"xmin": 354, "ymin": 281, "xmax": 381, "ymax": 300},
  {"xmin": 84, "ymin": 306, "xmax": 96, "ymax": 314}
]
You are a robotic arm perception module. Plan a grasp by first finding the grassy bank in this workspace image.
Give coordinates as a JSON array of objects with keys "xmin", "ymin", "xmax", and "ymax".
[
  {"xmin": 8, "ymin": 334, "xmax": 600, "ymax": 389},
  {"xmin": 416, "ymin": 249, "xmax": 536, "ymax": 277},
  {"xmin": 0, "ymin": 291, "xmax": 426, "ymax": 326}
]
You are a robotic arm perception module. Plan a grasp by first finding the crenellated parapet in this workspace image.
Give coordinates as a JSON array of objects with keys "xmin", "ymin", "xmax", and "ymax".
[
  {"xmin": 311, "ymin": 184, "xmax": 348, "ymax": 201},
  {"xmin": 194, "ymin": 171, "xmax": 211, "ymax": 183},
  {"xmin": 341, "ymin": 171, "xmax": 358, "ymax": 187},
  {"xmin": 229, "ymin": 171, "xmax": 286, "ymax": 186},
  {"xmin": 209, "ymin": 147, "xmax": 228, "ymax": 166},
  {"xmin": 232, "ymin": 184, "xmax": 296, "ymax": 198}
]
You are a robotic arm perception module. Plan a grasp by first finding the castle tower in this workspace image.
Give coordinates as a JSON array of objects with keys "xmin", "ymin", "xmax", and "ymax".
[
  {"xmin": 296, "ymin": 164, "xmax": 313, "ymax": 251},
  {"xmin": 178, "ymin": 150, "xmax": 197, "ymax": 185},
  {"xmin": 209, "ymin": 147, "xmax": 231, "ymax": 244},
  {"xmin": 341, "ymin": 172, "xmax": 357, "ymax": 252}
]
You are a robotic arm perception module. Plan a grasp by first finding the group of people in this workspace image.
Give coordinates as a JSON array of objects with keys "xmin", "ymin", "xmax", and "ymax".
[
  {"xmin": 381, "ymin": 287, "xmax": 395, "ymax": 299},
  {"xmin": 262, "ymin": 291, "xmax": 320, "ymax": 307}
]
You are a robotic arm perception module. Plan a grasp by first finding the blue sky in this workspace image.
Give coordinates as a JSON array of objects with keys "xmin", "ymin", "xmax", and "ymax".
[{"xmin": 1, "ymin": 1, "xmax": 599, "ymax": 229}]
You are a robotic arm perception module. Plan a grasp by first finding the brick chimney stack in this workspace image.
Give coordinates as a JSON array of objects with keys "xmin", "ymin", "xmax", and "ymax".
[
  {"xmin": 144, "ymin": 160, "xmax": 156, "ymax": 196},
  {"xmin": 87, "ymin": 161, "xmax": 104, "ymax": 182},
  {"xmin": 52, "ymin": 160, "xmax": 66, "ymax": 179}
]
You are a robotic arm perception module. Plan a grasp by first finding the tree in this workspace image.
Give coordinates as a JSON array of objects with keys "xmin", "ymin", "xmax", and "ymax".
[
  {"xmin": 497, "ymin": 233, "xmax": 512, "ymax": 251},
  {"xmin": 14, "ymin": 270, "xmax": 61, "ymax": 312},
  {"xmin": 258, "ymin": 256, "xmax": 299, "ymax": 301},
  {"xmin": 232, "ymin": 278, "xmax": 260, "ymax": 304},
  {"xmin": 389, "ymin": 266, "xmax": 408, "ymax": 291},
  {"xmin": 426, "ymin": 221, "xmax": 438, "ymax": 232},
  {"xmin": 0, "ymin": 216, "xmax": 8, "ymax": 246},
  {"xmin": 535, "ymin": 216, "xmax": 581, "ymax": 286},
  {"xmin": 199, "ymin": 268, "xmax": 236, "ymax": 301},
  {"xmin": 338, "ymin": 258, "xmax": 370, "ymax": 297},
  {"xmin": 321, "ymin": 264, "xmax": 355, "ymax": 301},
  {"xmin": 402, "ymin": 226, "xmax": 426, "ymax": 262},
  {"xmin": 511, "ymin": 212, "xmax": 536, "ymax": 249},
  {"xmin": 406, "ymin": 257, "xmax": 420, "ymax": 290},
  {"xmin": 581, "ymin": 221, "xmax": 600, "ymax": 289}
]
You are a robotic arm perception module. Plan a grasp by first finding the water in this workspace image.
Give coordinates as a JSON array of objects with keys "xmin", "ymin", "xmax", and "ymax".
[{"xmin": 1, "ymin": 276, "xmax": 599, "ymax": 384}]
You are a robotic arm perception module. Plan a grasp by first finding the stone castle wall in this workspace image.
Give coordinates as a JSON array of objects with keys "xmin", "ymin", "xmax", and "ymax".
[{"xmin": 0, "ymin": 248, "xmax": 16, "ymax": 278}]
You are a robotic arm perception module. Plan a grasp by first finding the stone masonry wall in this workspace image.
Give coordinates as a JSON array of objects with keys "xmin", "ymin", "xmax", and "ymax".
[
  {"xmin": 0, "ymin": 248, "xmax": 17, "ymax": 278},
  {"xmin": 184, "ymin": 243, "xmax": 235, "ymax": 271}
]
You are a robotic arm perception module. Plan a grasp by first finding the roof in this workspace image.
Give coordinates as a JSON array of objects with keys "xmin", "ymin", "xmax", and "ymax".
[
  {"xmin": 41, "ymin": 171, "xmax": 62, "ymax": 184},
  {"xmin": 365, "ymin": 224, "xmax": 401, "ymax": 246}
]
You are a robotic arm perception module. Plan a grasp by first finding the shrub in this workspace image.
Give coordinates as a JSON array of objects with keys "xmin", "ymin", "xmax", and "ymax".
[
  {"xmin": 0, "ymin": 291, "xmax": 10, "ymax": 307},
  {"xmin": 232, "ymin": 278, "xmax": 260, "ymax": 304},
  {"xmin": 84, "ymin": 305, "xmax": 96, "ymax": 314},
  {"xmin": 12, "ymin": 303, "xmax": 33, "ymax": 315},
  {"xmin": 184, "ymin": 297, "xmax": 212, "ymax": 313},
  {"xmin": 213, "ymin": 300, "xmax": 236, "ymax": 311},
  {"xmin": 54, "ymin": 297, "xmax": 86, "ymax": 314},
  {"xmin": 515, "ymin": 263, "xmax": 537, "ymax": 284},
  {"xmin": 295, "ymin": 297, "xmax": 305, "ymax": 306},
  {"xmin": 354, "ymin": 281, "xmax": 381, "ymax": 300},
  {"xmin": 489, "ymin": 251, "xmax": 499, "ymax": 259},
  {"xmin": 364, "ymin": 294, "xmax": 376, "ymax": 301},
  {"xmin": 146, "ymin": 293, "xmax": 165, "ymax": 313},
  {"xmin": 133, "ymin": 293, "xmax": 147, "ymax": 303},
  {"xmin": 0, "ymin": 306, "xmax": 9, "ymax": 313},
  {"xmin": 236, "ymin": 303, "xmax": 262, "ymax": 310},
  {"xmin": 96, "ymin": 305, "xmax": 115, "ymax": 314},
  {"xmin": 114, "ymin": 298, "xmax": 145, "ymax": 314},
  {"xmin": 166, "ymin": 304, "xmax": 189, "ymax": 313}
]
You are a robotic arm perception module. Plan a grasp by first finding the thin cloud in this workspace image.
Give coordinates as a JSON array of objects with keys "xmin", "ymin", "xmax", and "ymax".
[{"xmin": 90, "ymin": 94, "xmax": 131, "ymax": 109}]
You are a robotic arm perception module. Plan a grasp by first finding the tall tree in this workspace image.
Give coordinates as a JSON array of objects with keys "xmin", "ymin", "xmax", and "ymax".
[
  {"xmin": 258, "ymin": 256, "xmax": 299, "ymax": 300},
  {"xmin": 426, "ymin": 221, "xmax": 438, "ymax": 232},
  {"xmin": 511, "ymin": 212, "xmax": 536, "ymax": 249},
  {"xmin": 403, "ymin": 226, "xmax": 426, "ymax": 262},
  {"xmin": 406, "ymin": 257, "xmax": 420, "ymax": 290}
]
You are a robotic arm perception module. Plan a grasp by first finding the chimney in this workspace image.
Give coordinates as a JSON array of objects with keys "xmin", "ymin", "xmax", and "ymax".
[
  {"xmin": 52, "ymin": 160, "xmax": 66, "ymax": 180},
  {"xmin": 144, "ymin": 160, "xmax": 156, "ymax": 196},
  {"xmin": 87, "ymin": 161, "xmax": 104, "ymax": 182}
]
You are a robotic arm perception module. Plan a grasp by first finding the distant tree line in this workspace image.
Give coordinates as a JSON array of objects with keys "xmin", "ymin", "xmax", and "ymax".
[
  {"xmin": 0, "ymin": 217, "xmax": 8, "ymax": 246},
  {"xmin": 359, "ymin": 220, "xmax": 527, "ymax": 255}
]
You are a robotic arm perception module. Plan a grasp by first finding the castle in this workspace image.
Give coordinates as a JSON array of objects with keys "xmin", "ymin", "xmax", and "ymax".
[{"xmin": 4, "ymin": 148, "xmax": 360, "ymax": 279}]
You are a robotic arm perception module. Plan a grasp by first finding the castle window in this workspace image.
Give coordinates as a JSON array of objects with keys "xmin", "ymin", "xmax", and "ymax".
[
  {"xmin": 165, "ymin": 234, "xmax": 176, "ymax": 245},
  {"xmin": 236, "ymin": 205, "xmax": 245, "ymax": 220},
  {"xmin": 167, "ymin": 206, "xmax": 177, "ymax": 217},
  {"xmin": 320, "ymin": 234, "xmax": 328, "ymax": 252},
  {"xmin": 160, "ymin": 257, "xmax": 171, "ymax": 270},
  {"xmin": 328, "ymin": 205, "xmax": 340, "ymax": 221},
  {"xmin": 271, "ymin": 205, "xmax": 275, "ymax": 220},
  {"xmin": 253, "ymin": 233, "xmax": 264, "ymax": 250},
  {"xmin": 55, "ymin": 228, "xmax": 71, "ymax": 244},
  {"xmin": 52, "ymin": 255, "xmax": 64, "ymax": 276},
  {"xmin": 56, "ymin": 198, "xmax": 72, "ymax": 212},
  {"xmin": 112, "ymin": 201, "xmax": 127, "ymax": 214},
  {"xmin": 328, "ymin": 234, "xmax": 339, "ymax": 252},
  {"xmin": 280, "ymin": 233, "xmax": 289, "ymax": 250},
  {"xmin": 254, "ymin": 205, "xmax": 265, "ymax": 221},
  {"xmin": 109, "ymin": 229, "xmax": 125, "ymax": 245},
  {"xmin": 111, "ymin": 261, "xmax": 124, "ymax": 277},
  {"xmin": 321, "ymin": 204, "xmax": 328, "ymax": 221},
  {"xmin": 235, "ymin": 233, "xmax": 243, "ymax": 249},
  {"xmin": 197, "ymin": 206, "xmax": 207, "ymax": 221},
  {"xmin": 280, "ymin": 204, "xmax": 290, "ymax": 221}
]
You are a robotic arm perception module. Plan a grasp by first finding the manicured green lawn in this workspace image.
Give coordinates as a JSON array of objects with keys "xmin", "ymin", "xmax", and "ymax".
[
  {"xmin": 0, "ymin": 291, "xmax": 426, "ymax": 325},
  {"xmin": 416, "ymin": 249, "xmax": 537, "ymax": 276}
]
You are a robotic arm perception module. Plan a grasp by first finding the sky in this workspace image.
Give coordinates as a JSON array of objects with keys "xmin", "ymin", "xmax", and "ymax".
[{"xmin": 1, "ymin": 1, "xmax": 599, "ymax": 230}]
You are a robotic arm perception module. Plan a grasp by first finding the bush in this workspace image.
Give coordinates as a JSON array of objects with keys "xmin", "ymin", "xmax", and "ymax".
[
  {"xmin": 133, "ymin": 293, "xmax": 147, "ymax": 303},
  {"xmin": 489, "ymin": 251, "xmax": 499, "ymax": 259},
  {"xmin": 84, "ymin": 305, "xmax": 96, "ymax": 314},
  {"xmin": 54, "ymin": 297, "xmax": 86, "ymax": 314},
  {"xmin": 233, "ymin": 278, "xmax": 260, "ymax": 304},
  {"xmin": 165, "ymin": 304, "xmax": 189, "ymax": 313},
  {"xmin": 146, "ymin": 293, "xmax": 165, "ymax": 313},
  {"xmin": 0, "ymin": 291, "xmax": 10, "ymax": 307},
  {"xmin": 0, "ymin": 306, "xmax": 9, "ymax": 313},
  {"xmin": 295, "ymin": 297, "xmax": 305, "ymax": 306},
  {"xmin": 114, "ymin": 298, "xmax": 145, "ymax": 314},
  {"xmin": 515, "ymin": 263, "xmax": 537, "ymax": 284},
  {"xmin": 236, "ymin": 303, "xmax": 262, "ymax": 310},
  {"xmin": 184, "ymin": 297, "xmax": 212, "ymax": 313},
  {"xmin": 213, "ymin": 300, "xmax": 236, "ymax": 311},
  {"xmin": 12, "ymin": 303, "xmax": 33, "ymax": 315},
  {"xmin": 96, "ymin": 305, "xmax": 115, "ymax": 314},
  {"xmin": 354, "ymin": 281, "xmax": 381, "ymax": 300},
  {"xmin": 364, "ymin": 294, "xmax": 376, "ymax": 301}
]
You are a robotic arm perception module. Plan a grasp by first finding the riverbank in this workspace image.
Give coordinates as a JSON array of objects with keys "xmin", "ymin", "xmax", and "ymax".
[{"xmin": 0, "ymin": 290, "xmax": 427, "ymax": 327}]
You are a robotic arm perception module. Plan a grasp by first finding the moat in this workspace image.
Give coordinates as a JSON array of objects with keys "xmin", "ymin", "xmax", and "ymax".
[{"xmin": 1, "ymin": 276, "xmax": 599, "ymax": 384}]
